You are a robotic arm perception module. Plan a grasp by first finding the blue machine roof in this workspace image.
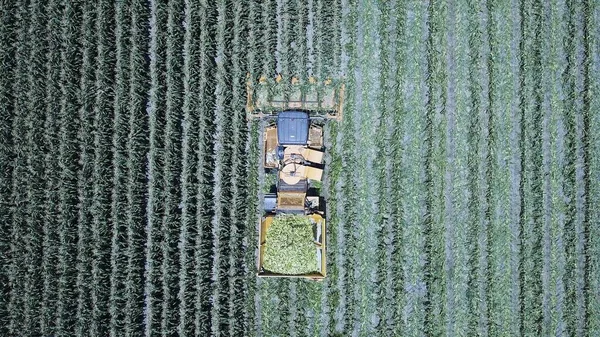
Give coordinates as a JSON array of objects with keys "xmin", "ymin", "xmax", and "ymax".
[{"xmin": 277, "ymin": 111, "xmax": 309, "ymax": 145}]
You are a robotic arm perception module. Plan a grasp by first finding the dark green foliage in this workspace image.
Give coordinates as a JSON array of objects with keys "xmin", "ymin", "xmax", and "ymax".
[
  {"xmin": 75, "ymin": 2, "xmax": 97, "ymax": 334},
  {"xmin": 56, "ymin": 0, "xmax": 83, "ymax": 334},
  {"xmin": 90, "ymin": 0, "xmax": 116, "ymax": 334},
  {"xmin": 41, "ymin": 0, "xmax": 62, "ymax": 334},
  {"xmin": 109, "ymin": 0, "xmax": 131, "ymax": 335},
  {"xmin": 0, "ymin": 1, "xmax": 18, "ymax": 336}
]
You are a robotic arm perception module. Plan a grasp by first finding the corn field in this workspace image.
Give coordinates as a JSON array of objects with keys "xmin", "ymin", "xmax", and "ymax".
[{"xmin": 1, "ymin": 0, "xmax": 599, "ymax": 336}]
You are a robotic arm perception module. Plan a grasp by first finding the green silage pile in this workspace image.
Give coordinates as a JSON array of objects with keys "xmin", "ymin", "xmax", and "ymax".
[{"xmin": 263, "ymin": 215, "xmax": 318, "ymax": 275}]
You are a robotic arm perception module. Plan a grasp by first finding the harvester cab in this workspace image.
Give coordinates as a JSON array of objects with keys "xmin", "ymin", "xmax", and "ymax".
[{"xmin": 247, "ymin": 74, "xmax": 343, "ymax": 280}]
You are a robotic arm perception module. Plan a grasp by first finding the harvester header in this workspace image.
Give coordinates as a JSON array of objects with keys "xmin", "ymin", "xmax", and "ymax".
[{"xmin": 246, "ymin": 74, "xmax": 345, "ymax": 121}]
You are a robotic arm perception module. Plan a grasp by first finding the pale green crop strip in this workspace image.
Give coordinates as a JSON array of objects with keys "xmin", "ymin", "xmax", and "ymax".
[
  {"xmin": 488, "ymin": 0, "xmax": 523, "ymax": 334},
  {"xmin": 424, "ymin": 0, "xmax": 448, "ymax": 335},
  {"xmin": 586, "ymin": 0, "xmax": 600, "ymax": 333},
  {"xmin": 398, "ymin": 1, "xmax": 430, "ymax": 335}
]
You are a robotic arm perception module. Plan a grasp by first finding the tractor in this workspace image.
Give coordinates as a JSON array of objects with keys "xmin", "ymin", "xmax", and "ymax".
[{"xmin": 247, "ymin": 74, "xmax": 344, "ymax": 280}]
